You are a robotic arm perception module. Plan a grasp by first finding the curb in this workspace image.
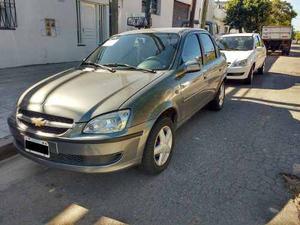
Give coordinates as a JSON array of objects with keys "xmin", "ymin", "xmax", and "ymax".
[
  {"xmin": 267, "ymin": 196, "xmax": 300, "ymax": 225},
  {"xmin": 0, "ymin": 135, "xmax": 17, "ymax": 161}
]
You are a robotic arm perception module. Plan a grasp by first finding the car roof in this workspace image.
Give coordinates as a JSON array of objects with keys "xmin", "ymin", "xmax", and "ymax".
[
  {"xmin": 118, "ymin": 27, "xmax": 208, "ymax": 36},
  {"xmin": 221, "ymin": 33, "xmax": 258, "ymax": 37}
]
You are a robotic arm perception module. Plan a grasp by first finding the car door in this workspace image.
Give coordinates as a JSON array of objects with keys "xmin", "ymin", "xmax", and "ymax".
[
  {"xmin": 177, "ymin": 33, "xmax": 207, "ymax": 118},
  {"xmin": 258, "ymin": 35, "xmax": 267, "ymax": 64},
  {"xmin": 198, "ymin": 33, "xmax": 224, "ymax": 100},
  {"xmin": 254, "ymin": 35, "xmax": 266, "ymax": 69}
]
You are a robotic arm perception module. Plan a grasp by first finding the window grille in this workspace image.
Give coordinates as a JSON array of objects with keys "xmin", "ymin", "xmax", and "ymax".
[{"xmin": 0, "ymin": 0, "xmax": 17, "ymax": 30}]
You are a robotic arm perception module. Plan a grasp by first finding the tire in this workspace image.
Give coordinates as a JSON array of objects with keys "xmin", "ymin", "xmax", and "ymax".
[
  {"xmin": 244, "ymin": 66, "xmax": 254, "ymax": 85},
  {"xmin": 257, "ymin": 61, "xmax": 265, "ymax": 74},
  {"xmin": 209, "ymin": 81, "xmax": 225, "ymax": 111},
  {"xmin": 141, "ymin": 117, "xmax": 175, "ymax": 175},
  {"xmin": 285, "ymin": 50, "xmax": 290, "ymax": 56}
]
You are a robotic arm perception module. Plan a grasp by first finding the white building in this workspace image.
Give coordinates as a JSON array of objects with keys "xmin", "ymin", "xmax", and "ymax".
[
  {"xmin": 118, "ymin": 0, "xmax": 212, "ymax": 32},
  {"xmin": 0, "ymin": 0, "xmax": 110, "ymax": 68},
  {"xmin": 0, "ymin": 0, "xmax": 214, "ymax": 68}
]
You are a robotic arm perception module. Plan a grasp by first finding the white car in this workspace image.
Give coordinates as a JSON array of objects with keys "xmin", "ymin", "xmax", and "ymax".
[{"xmin": 218, "ymin": 33, "xmax": 267, "ymax": 84}]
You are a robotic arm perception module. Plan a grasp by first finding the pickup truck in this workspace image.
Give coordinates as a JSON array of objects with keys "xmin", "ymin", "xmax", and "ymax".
[{"xmin": 262, "ymin": 26, "xmax": 292, "ymax": 55}]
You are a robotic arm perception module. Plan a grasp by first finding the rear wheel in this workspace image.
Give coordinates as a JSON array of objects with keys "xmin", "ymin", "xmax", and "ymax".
[
  {"xmin": 244, "ymin": 65, "xmax": 254, "ymax": 85},
  {"xmin": 209, "ymin": 82, "xmax": 225, "ymax": 111},
  {"xmin": 257, "ymin": 61, "xmax": 265, "ymax": 74},
  {"xmin": 141, "ymin": 117, "xmax": 175, "ymax": 174}
]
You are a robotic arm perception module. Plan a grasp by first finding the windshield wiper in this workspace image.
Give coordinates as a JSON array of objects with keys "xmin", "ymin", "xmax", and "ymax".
[
  {"xmin": 103, "ymin": 63, "xmax": 156, "ymax": 73},
  {"xmin": 81, "ymin": 61, "xmax": 116, "ymax": 73}
]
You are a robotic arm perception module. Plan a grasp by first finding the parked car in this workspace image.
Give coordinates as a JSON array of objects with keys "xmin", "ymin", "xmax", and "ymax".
[
  {"xmin": 181, "ymin": 20, "xmax": 220, "ymax": 38},
  {"xmin": 262, "ymin": 26, "xmax": 292, "ymax": 56},
  {"xmin": 8, "ymin": 28, "xmax": 227, "ymax": 174},
  {"xmin": 217, "ymin": 33, "xmax": 267, "ymax": 84}
]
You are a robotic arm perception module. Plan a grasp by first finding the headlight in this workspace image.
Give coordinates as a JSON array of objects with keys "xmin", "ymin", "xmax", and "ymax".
[
  {"xmin": 232, "ymin": 59, "xmax": 249, "ymax": 67},
  {"xmin": 83, "ymin": 110, "xmax": 130, "ymax": 134}
]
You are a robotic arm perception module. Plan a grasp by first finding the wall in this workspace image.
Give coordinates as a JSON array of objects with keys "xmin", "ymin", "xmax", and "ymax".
[
  {"xmin": 118, "ymin": 0, "xmax": 206, "ymax": 33},
  {"xmin": 214, "ymin": 0, "xmax": 239, "ymax": 34},
  {"xmin": 0, "ymin": 0, "xmax": 109, "ymax": 68},
  {"xmin": 118, "ymin": 0, "xmax": 175, "ymax": 32}
]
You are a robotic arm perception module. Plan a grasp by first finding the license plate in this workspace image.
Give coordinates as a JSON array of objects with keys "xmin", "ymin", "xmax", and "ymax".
[{"xmin": 24, "ymin": 136, "xmax": 50, "ymax": 158}]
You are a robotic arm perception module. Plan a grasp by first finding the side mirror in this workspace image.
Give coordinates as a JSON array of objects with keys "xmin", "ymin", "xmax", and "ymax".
[{"xmin": 176, "ymin": 60, "xmax": 202, "ymax": 77}]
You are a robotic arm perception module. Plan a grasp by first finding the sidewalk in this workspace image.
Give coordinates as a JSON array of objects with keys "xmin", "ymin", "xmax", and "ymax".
[{"xmin": 0, "ymin": 62, "xmax": 78, "ymax": 139}]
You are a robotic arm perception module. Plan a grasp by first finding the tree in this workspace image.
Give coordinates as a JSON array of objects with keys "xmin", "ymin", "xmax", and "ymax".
[
  {"xmin": 225, "ymin": 0, "xmax": 272, "ymax": 33},
  {"xmin": 224, "ymin": 0, "xmax": 246, "ymax": 33},
  {"xmin": 243, "ymin": 0, "xmax": 272, "ymax": 33},
  {"xmin": 268, "ymin": 0, "xmax": 297, "ymax": 26},
  {"xmin": 295, "ymin": 31, "xmax": 300, "ymax": 44},
  {"xmin": 224, "ymin": 0, "xmax": 297, "ymax": 33}
]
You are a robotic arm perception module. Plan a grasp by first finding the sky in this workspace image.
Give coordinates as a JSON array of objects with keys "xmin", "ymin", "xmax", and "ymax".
[{"xmin": 286, "ymin": 0, "xmax": 300, "ymax": 30}]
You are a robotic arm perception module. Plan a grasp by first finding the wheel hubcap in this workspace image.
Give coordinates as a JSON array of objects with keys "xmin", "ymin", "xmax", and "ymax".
[
  {"xmin": 154, "ymin": 126, "xmax": 173, "ymax": 166},
  {"xmin": 219, "ymin": 83, "xmax": 225, "ymax": 106}
]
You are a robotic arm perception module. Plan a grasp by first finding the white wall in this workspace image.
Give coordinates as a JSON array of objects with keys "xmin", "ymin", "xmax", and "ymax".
[
  {"xmin": 0, "ymin": 0, "xmax": 109, "ymax": 68},
  {"xmin": 118, "ymin": 0, "xmax": 206, "ymax": 33},
  {"xmin": 118, "ymin": 0, "xmax": 175, "ymax": 33}
]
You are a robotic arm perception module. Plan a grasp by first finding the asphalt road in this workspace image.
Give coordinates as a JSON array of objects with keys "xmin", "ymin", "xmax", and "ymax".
[{"xmin": 1, "ymin": 46, "xmax": 300, "ymax": 225}]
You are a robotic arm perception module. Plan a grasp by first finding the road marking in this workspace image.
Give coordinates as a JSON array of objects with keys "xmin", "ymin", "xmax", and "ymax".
[
  {"xmin": 46, "ymin": 203, "xmax": 88, "ymax": 225},
  {"xmin": 46, "ymin": 204, "xmax": 128, "ymax": 225},
  {"xmin": 93, "ymin": 216, "xmax": 128, "ymax": 225}
]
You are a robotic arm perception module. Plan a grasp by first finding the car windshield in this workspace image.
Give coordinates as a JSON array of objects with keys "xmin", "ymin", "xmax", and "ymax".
[
  {"xmin": 84, "ymin": 33, "xmax": 180, "ymax": 71},
  {"xmin": 217, "ymin": 36, "xmax": 254, "ymax": 51}
]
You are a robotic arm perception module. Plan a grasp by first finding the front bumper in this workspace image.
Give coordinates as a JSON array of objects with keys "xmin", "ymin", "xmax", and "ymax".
[
  {"xmin": 226, "ymin": 65, "xmax": 252, "ymax": 80},
  {"xmin": 8, "ymin": 115, "xmax": 152, "ymax": 173}
]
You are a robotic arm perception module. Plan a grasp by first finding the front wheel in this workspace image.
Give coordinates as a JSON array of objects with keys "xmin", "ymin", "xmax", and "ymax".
[
  {"xmin": 244, "ymin": 66, "xmax": 254, "ymax": 85},
  {"xmin": 257, "ymin": 61, "xmax": 265, "ymax": 74},
  {"xmin": 209, "ymin": 81, "xmax": 225, "ymax": 111},
  {"xmin": 141, "ymin": 117, "xmax": 175, "ymax": 174}
]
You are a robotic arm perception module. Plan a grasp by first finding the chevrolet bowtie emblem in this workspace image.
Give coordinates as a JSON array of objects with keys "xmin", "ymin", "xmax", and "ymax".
[{"xmin": 31, "ymin": 118, "xmax": 46, "ymax": 127}]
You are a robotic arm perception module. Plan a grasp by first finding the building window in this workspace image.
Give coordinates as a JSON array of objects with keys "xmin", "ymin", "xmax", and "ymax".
[
  {"xmin": 0, "ymin": 0, "xmax": 17, "ymax": 30},
  {"xmin": 142, "ymin": 0, "xmax": 160, "ymax": 15}
]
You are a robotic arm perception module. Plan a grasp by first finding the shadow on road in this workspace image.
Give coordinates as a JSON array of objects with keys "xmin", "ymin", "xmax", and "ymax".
[{"xmin": 2, "ymin": 93, "xmax": 299, "ymax": 225}]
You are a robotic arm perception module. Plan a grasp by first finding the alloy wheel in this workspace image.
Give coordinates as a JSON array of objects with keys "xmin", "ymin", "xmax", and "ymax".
[
  {"xmin": 218, "ymin": 83, "xmax": 225, "ymax": 106},
  {"xmin": 153, "ymin": 126, "xmax": 173, "ymax": 166}
]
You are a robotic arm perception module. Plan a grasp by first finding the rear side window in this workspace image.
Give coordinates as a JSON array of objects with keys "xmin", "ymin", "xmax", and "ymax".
[
  {"xmin": 199, "ymin": 34, "xmax": 217, "ymax": 64},
  {"xmin": 256, "ymin": 35, "xmax": 264, "ymax": 47},
  {"xmin": 182, "ymin": 34, "xmax": 202, "ymax": 63}
]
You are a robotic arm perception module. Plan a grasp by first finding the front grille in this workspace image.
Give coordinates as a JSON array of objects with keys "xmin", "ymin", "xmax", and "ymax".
[
  {"xmin": 17, "ymin": 109, "xmax": 74, "ymax": 135},
  {"xmin": 21, "ymin": 120, "xmax": 69, "ymax": 135},
  {"xmin": 19, "ymin": 109, "xmax": 73, "ymax": 124}
]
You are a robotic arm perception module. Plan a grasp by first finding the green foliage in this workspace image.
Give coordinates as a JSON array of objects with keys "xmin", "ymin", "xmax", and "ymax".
[
  {"xmin": 224, "ymin": 0, "xmax": 246, "ymax": 33},
  {"xmin": 224, "ymin": 0, "xmax": 297, "ymax": 33},
  {"xmin": 268, "ymin": 0, "xmax": 298, "ymax": 26},
  {"xmin": 295, "ymin": 32, "xmax": 300, "ymax": 43}
]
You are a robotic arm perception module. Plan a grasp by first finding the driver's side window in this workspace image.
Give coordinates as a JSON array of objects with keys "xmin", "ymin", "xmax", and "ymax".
[{"xmin": 182, "ymin": 34, "xmax": 202, "ymax": 64}]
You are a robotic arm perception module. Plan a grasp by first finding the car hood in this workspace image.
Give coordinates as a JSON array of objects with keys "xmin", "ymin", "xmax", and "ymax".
[
  {"xmin": 221, "ymin": 50, "xmax": 253, "ymax": 64},
  {"xmin": 18, "ymin": 67, "xmax": 164, "ymax": 122}
]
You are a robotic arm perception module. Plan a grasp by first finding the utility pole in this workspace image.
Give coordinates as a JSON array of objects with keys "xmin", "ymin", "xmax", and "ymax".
[
  {"xmin": 200, "ymin": 0, "xmax": 209, "ymax": 29},
  {"xmin": 109, "ymin": 0, "xmax": 118, "ymax": 35},
  {"xmin": 145, "ymin": 0, "xmax": 152, "ymax": 28},
  {"xmin": 189, "ymin": 0, "xmax": 197, "ymax": 27}
]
